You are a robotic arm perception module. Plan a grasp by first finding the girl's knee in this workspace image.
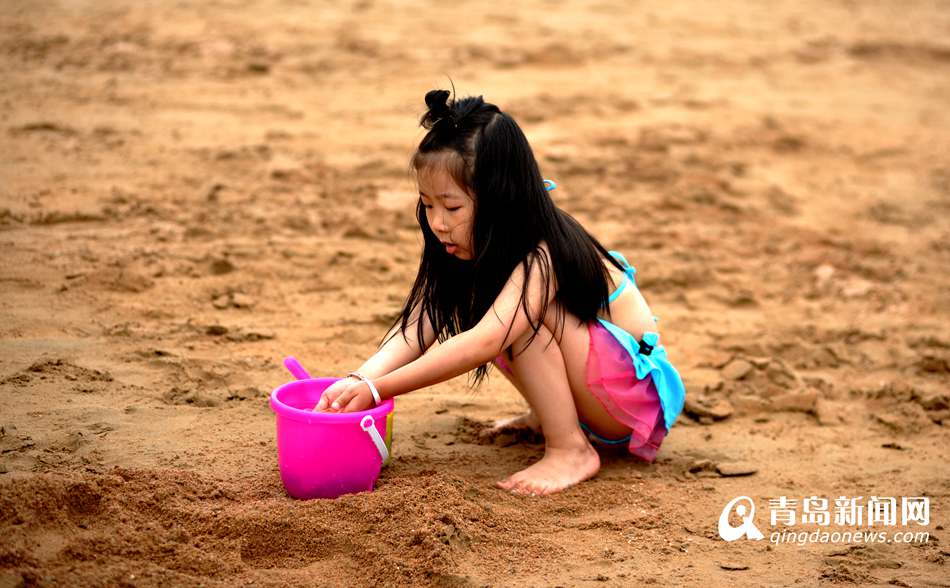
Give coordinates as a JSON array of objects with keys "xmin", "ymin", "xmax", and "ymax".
[
  {"xmin": 500, "ymin": 324, "xmax": 562, "ymax": 372},
  {"xmin": 516, "ymin": 324, "xmax": 560, "ymax": 356}
]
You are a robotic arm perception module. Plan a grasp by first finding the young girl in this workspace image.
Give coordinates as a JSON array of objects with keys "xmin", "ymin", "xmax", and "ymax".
[{"xmin": 313, "ymin": 89, "xmax": 686, "ymax": 496}]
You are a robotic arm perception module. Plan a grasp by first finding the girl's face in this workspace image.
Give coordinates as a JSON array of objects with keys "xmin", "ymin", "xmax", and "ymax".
[{"xmin": 417, "ymin": 165, "xmax": 475, "ymax": 260}]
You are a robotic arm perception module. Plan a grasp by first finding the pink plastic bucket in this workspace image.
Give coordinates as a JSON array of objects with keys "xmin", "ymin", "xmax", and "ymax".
[{"xmin": 269, "ymin": 377, "xmax": 395, "ymax": 499}]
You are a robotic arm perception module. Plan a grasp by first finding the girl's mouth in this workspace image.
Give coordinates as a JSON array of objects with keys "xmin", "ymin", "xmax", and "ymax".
[{"xmin": 444, "ymin": 243, "xmax": 458, "ymax": 254}]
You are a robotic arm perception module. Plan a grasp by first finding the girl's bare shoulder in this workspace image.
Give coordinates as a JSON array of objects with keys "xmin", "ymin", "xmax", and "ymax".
[{"xmin": 537, "ymin": 239, "xmax": 552, "ymax": 258}]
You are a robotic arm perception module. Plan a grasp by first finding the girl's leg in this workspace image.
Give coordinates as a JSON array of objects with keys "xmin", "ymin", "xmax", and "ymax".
[
  {"xmin": 492, "ymin": 322, "xmax": 606, "ymax": 496},
  {"xmin": 489, "ymin": 354, "xmax": 541, "ymax": 434},
  {"xmin": 494, "ymin": 320, "xmax": 635, "ymax": 443}
]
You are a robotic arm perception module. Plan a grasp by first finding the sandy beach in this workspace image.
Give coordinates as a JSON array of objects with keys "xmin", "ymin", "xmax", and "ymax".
[{"xmin": 1, "ymin": 0, "xmax": 949, "ymax": 585}]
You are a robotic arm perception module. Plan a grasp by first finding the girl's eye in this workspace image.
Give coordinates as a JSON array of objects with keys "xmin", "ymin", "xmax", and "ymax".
[{"xmin": 420, "ymin": 202, "xmax": 460, "ymax": 212}]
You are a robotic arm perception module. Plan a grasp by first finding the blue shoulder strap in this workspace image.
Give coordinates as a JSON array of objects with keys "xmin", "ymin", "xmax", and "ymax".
[{"xmin": 606, "ymin": 250, "xmax": 637, "ymax": 303}]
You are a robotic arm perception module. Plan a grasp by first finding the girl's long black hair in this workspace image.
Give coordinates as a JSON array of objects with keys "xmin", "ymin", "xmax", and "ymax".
[{"xmin": 380, "ymin": 88, "xmax": 627, "ymax": 388}]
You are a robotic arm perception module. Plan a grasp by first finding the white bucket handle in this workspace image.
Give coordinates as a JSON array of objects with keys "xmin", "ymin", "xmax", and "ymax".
[{"xmin": 360, "ymin": 415, "xmax": 390, "ymax": 463}]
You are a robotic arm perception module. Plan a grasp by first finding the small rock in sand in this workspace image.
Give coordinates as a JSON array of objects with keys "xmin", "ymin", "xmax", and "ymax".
[
  {"xmin": 211, "ymin": 292, "xmax": 256, "ymax": 309},
  {"xmin": 689, "ymin": 459, "xmax": 757, "ymax": 478},
  {"xmin": 684, "ymin": 396, "xmax": 734, "ymax": 421},
  {"xmin": 230, "ymin": 293, "xmax": 255, "ymax": 308},
  {"xmin": 730, "ymin": 393, "xmax": 770, "ymax": 414},
  {"xmin": 719, "ymin": 562, "xmax": 750, "ymax": 571},
  {"xmin": 705, "ymin": 351, "xmax": 734, "ymax": 369},
  {"xmin": 721, "ymin": 358, "xmax": 754, "ymax": 381},
  {"xmin": 771, "ymin": 388, "xmax": 817, "ymax": 413},
  {"xmin": 688, "ymin": 459, "xmax": 717, "ymax": 475},
  {"xmin": 716, "ymin": 461, "xmax": 758, "ymax": 477}
]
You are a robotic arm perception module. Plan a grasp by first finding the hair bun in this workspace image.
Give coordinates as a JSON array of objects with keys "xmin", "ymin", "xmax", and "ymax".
[{"xmin": 421, "ymin": 89, "xmax": 454, "ymax": 129}]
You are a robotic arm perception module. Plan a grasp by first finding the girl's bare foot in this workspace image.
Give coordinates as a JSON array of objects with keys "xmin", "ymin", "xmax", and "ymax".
[
  {"xmin": 496, "ymin": 438, "xmax": 601, "ymax": 496},
  {"xmin": 484, "ymin": 410, "xmax": 541, "ymax": 436}
]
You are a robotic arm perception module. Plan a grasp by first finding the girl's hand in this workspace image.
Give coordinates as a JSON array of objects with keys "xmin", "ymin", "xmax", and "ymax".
[
  {"xmin": 312, "ymin": 377, "xmax": 360, "ymax": 412},
  {"xmin": 330, "ymin": 381, "xmax": 375, "ymax": 413}
]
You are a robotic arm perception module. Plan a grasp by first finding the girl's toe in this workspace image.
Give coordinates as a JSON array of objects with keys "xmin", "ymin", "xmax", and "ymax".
[
  {"xmin": 497, "ymin": 476, "xmax": 518, "ymax": 490},
  {"xmin": 514, "ymin": 482, "xmax": 536, "ymax": 496}
]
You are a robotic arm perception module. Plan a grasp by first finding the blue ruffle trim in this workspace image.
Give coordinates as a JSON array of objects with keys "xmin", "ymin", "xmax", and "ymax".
[{"xmin": 596, "ymin": 318, "xmax": 686, "ymax": 431}]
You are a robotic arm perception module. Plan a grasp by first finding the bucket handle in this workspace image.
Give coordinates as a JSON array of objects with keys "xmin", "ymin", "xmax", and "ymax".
[{"xmin": 360, "ymin": 415, "xmax": 390, "ymax": 463}]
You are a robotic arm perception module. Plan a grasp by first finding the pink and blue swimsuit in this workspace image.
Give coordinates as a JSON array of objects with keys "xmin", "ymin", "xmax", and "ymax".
[{"xmin": 495, "ymin": 250, "xmax": 686, "ymax": 461}]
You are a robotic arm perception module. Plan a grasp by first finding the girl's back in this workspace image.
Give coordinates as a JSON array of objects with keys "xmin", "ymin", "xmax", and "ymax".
[{"xmin": 599, "ymin": 259, "xmax": 659, "ymax": 342}]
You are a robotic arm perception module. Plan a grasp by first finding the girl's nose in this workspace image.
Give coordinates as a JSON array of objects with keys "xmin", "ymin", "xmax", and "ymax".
[{"xmin": 431, "ymin": 212, "xmax": 448, "ymax": 233}]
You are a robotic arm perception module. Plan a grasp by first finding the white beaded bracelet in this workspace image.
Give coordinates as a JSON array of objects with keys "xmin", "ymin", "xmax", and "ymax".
[{"xmin": 347, "ymin": 371, "xmax": 381, "ymax": 406}]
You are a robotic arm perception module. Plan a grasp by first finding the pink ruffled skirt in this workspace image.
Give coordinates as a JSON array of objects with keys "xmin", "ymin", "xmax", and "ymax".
[
  {"xmin": 492, "ymin": 320, "xmax": 667, "ymax": 461},
  {"xmin": 585, "ymin": 320, "xmax": 666, "ymax": 461}
]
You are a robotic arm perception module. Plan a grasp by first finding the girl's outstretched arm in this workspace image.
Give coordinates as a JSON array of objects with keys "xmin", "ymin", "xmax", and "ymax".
[
  {"xmin": 312, "ymin": 302, "xmax": 437, "ymax": 411},
  {"xmin": 329, "ymin": 247, "xmax": 555, "ymax": 411},
  {"xmin": 355, "ymin": 302, "xmax": 439, "ymax": 379}
]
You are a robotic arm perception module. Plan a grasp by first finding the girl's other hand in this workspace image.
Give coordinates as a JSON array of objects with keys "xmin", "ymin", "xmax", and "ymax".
[{"xmin": 312, "ymin": 377, "xmax": 359, "ymax": 412}]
